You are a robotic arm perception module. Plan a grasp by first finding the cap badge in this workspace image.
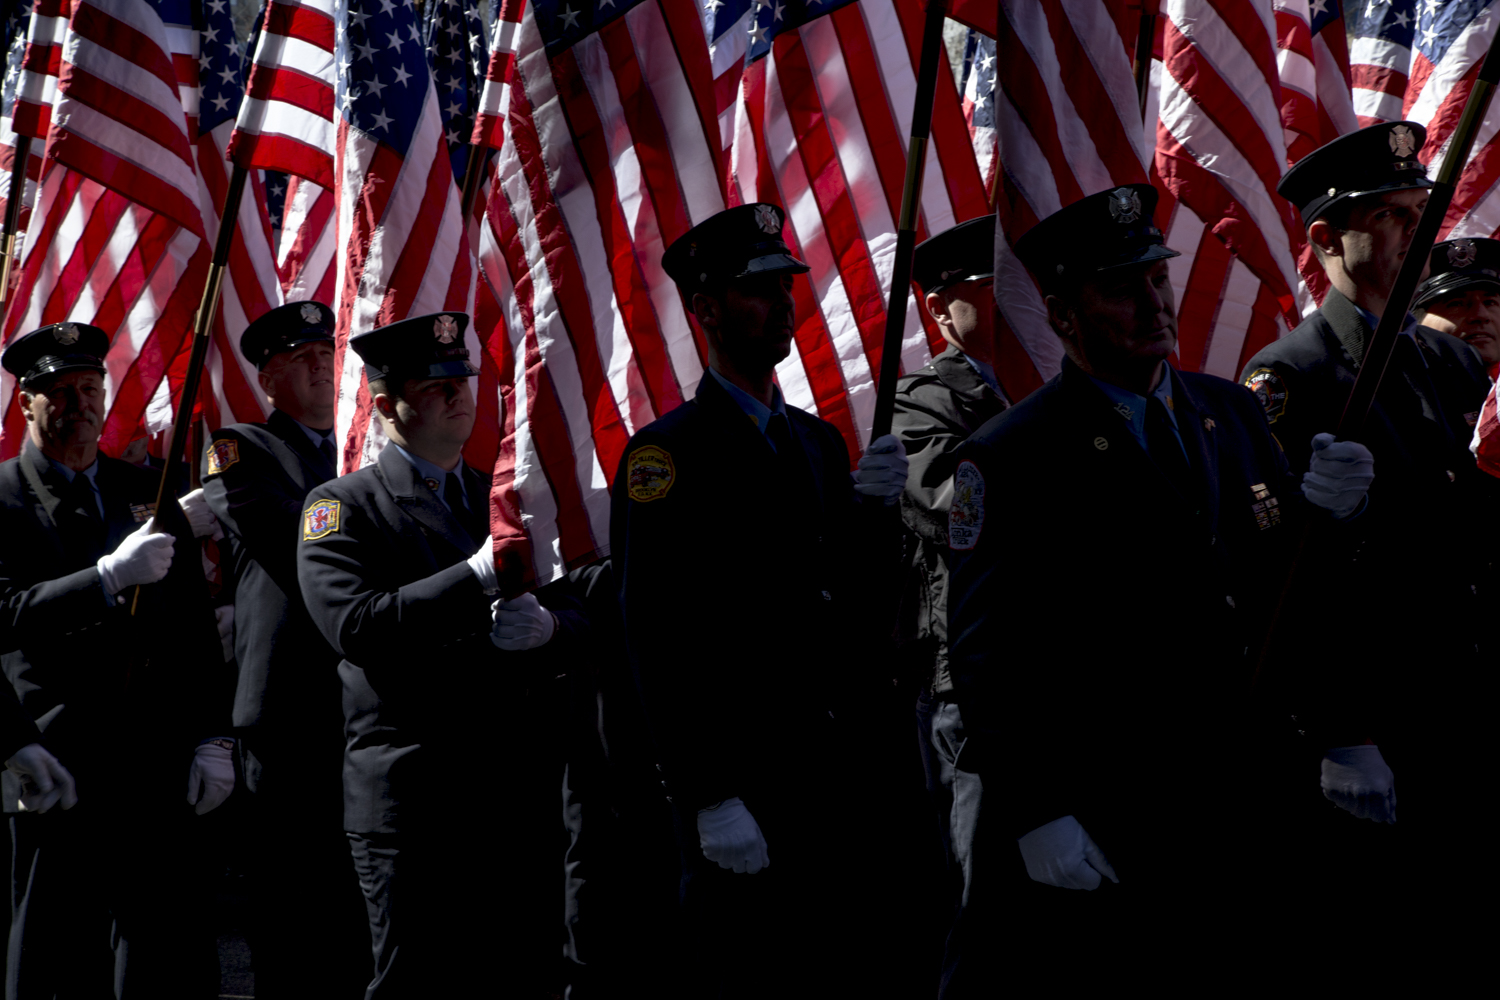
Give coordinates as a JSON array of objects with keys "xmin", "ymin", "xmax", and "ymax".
[
  {"xmin": 300, "ymin": 303, "xmax": 323, "ymax": 325},
  {"xmin": 1389, "ymin": 125, "xmax": 1416, "ymax": 158},
  {"xmin": 754, "ymin": 204, "xmax": 781, "ymax": 235},
  {"xmin": 54, "ymin": 322, "xmax": 79, "ymax": 346},
  {"xmin": 434, "ymin": 315, "xmax": 459, "ymax": 343},
  {"xmin": 1107, "ymin": 187, "xmax": 1142, "ymax": 224},
  {"xmin": 1447, "ymin": 239, "xmax": 1477, "ymax": 268}
]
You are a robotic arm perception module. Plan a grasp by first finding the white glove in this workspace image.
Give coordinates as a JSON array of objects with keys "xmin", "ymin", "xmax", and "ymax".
[
  {"xmin": 6, "ymin": 743, "xmax": 78, "ymax": 813},
  {"xmin": 1321, "ymin": 745, "xmax": 1396, "ymax": 824},
  {"xmin": 490, "ymin": 593, "xmax": 557, "ymax": 650},
  {"xmin": 853, "ymin": 434, "xmax": 909, "ymax": 504},
  {"xmin": 213, "ymin": 605, "xmax": 235, "ymax": 662},
  {"xmin": 1303, "ymin": 433, "xmax": 1374, "ymax": 519},
  {"xmin": 467, "ymin": 535, "xmax": 498, "ymax": 595},
  {"xmin": 97, "ymin": 517, "xmax": 175, "ymax": 594},
  {"xmin": 697, "ymin": 797, "xmax": 770, "ymax": 874},
  {"xmin": 186, "ymin": 742, "xmax": 235, "ymax": 815},
  {"xmin": 1016, "ymin": 815, "xmax": 1120, "ymax": 890},
  {"xmin": 177, "ymin": 488, "xmax": 222, "ymax": 539}
]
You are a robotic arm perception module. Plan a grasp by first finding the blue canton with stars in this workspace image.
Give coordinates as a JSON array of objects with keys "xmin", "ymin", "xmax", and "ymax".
[
  {"xmin": 336, "ymin": 0, "xmax": 432, "ymax": 156},
  {"xmin": 734, "ymin": 0, "xmax": 858, "ymax": 62},
  {"xmin": 424, "ymin": 0, "xmax": 488, "ymax": 184},
  {"xmin": 1411, "ymin": 0, "xmax": 1491, "ymax": 65},
  {"xmin": 1349, "ymin": 1, "xmax": 1417, "ymax": 48},
  {"xmin": 198, "ymin": 0, "xmax": 248, "ymax": 135},
  {"xmin": 1, "ymin": 0, "xmax": 29, "ymax": 122},
  {"xmin": 960, "ymin": 29, "xmax": 994, "ymax": 132},
  {"xmin": 532, "ymin": 0, "xmax": 647, "ymax": 56}
]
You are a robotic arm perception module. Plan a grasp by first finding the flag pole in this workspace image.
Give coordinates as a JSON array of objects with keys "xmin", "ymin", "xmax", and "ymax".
[
  {"xmin": 869, "ymin": 0, "xmax": 948, "ymax": 442},
  {"xmin": 459, "ymin": 138, "xmax": 487, "ymax": 224},
  {"xmin": 131, "ymin": 163, "xmax": 248, "ymax": 614},
  {"xmin": 1133, "ymin": 2, "xmax": 1157, "ymax": 119},
  {"xmin": 0, "ymin": 135, "xmax": 31, "ymax": 317},
  {"xmin": 1253, "ymin": 30, "xmax": 1500, "ymax": 686}
]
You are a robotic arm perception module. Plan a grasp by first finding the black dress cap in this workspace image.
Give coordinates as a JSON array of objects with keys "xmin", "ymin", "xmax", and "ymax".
[
  {"xmin": 348, "ymin": 313, "xmax": 479, "ymax": 383},
  {"xmin": 1414, "ymin": 237, "xmax": 1500, "ymax": 309},
  {"xmin": 1277, "ymin": 120, "xmax": 1433, "ymax": 226},
  {"xmin": 1013, "ymin": 184, "xmax": 1179, "ymax": 285},
  {"xmin": 661, "ymin": 203, "xmax": 810, "ymax": 292},
  {"xmin": 1, "ymin": 322, "xmax": 110, "ymax": 386},
  {"xmin": 913, "ymin": 215, "xmax": 996, "ymax": 294},
  {"xmin": 241, "ymin": 300, "xmax": 335, "ymax": 370}
]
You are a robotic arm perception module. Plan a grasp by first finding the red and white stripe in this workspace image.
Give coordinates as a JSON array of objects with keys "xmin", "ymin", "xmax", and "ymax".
[
  {"xmin": 995, "ymin": 0, "xmax": 1150, "ymax": 395},
  {"xmin": 229, "ymin": 0, "xmax": 336, "ymax": 189},
  {"xmin": 273, "ymin": 173, "xmax": 336, "ymax": 303},
  {"xmin": 10, "ymin": 0, "xmax": 70, "ymax": 144},
  {"xmin": 1273, "ymin": 0, "xmax": 1358, "ymax": 166}
]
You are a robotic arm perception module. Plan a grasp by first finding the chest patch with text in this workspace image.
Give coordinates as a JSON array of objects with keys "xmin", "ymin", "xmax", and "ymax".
[
  {"xmin": 1243, "ymin": 369, "xmax": 1287, "ymax": 424},
  {"xmin": 626, "ymin": 445, "xmax": 675, "ymax": 502}
]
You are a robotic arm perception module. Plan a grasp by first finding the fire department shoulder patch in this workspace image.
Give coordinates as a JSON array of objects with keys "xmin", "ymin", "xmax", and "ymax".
[
  {"xmin": 948, "ymin": 460, "xmax": 985, "ymax": 551},
  {"xmin": 1243, "ymin": 368, "xmax": 1287, "ymax": 424},
  {"xmin": 205, "ymin": 439, "xmax": 240, "ymax": 476},
  {"xmin": 303, "ymin": 498, "xmax": 341, "ymax": 540},
  {"xmin": 626, "ymin": 445, "xmax": 675, "ymax": 503}
]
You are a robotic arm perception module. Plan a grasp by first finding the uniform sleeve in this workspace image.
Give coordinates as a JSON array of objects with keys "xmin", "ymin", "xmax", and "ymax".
[
  {"xmin": 893, "ymin": 383, "xmax": 970, "ymax": 547},
  {"xmin": 0, "ymin": 566, "xmax": 112, "ymax": 649},
  {"xmin": 0, "ymin": 680, "xmax": 41, "ymax": 763},
  {"xmin": 294, "ymin": 487, "xmax": 492, "ymax": 676},
  {"xmin": 202, "ymin": 430, "xmax": 305, "ymax": 595}
]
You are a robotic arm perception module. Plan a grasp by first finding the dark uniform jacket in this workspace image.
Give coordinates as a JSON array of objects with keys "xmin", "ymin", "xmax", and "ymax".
[
  {"xmin": 201, "ymin": 408, "xmax": 339, "ymax": 791},
  {"xmin": 0, "ymin": 442, "xmax": 224, "ymax": 808},
  {"xmin": 1238, "ymin": 286, "xmax": 1499, "ymax": 735},
  {"xmin": 296, "ymin": 445, "xmax": 598, "ymax": 834},
  {"xmin": 610, "ymin": 372, "xmax": 901, "ymax": 813},
  {"xmin": 891, "ymin": 346, "xmax": 1008, "ymax": 697},
  {"xmin": 947, "ymin": 360, "xmax": 1305, "ymax": 840}
]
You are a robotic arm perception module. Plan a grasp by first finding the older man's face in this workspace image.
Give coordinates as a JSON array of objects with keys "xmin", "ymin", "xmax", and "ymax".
[
  {"xmin": 25, "ymin": 370, "xmax": 106, "ymax": 452},
  {"xmin": 1419, "ymin": 286, "xmax": 1500, "ymax": 368}
]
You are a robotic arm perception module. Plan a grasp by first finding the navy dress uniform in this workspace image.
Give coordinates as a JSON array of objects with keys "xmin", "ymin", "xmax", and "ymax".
[
  {"xmin": 0, "ymin": 324, "xmax": 225, "ymax": 997},
  {"xmin": 199, "ymin": 301, "xmax": 367, "ymax": 994},
  {"xmin": 296, "ymin": 314, "xmax": 599, "ymax": 998},
  {"xmin": 890, "ymin": 215, "xmax": 1009, "ymax": 984},
  {"xmin": 612, "ymin": 205, "xmax": 909, "ymax": 997},
  {"xmin": 1239, "ymin": 122, "xmax": 1500, "ymax": 896},
  {"xmin": 946, "ymin": 188, "xmax": 1319, "ymax": 981}
]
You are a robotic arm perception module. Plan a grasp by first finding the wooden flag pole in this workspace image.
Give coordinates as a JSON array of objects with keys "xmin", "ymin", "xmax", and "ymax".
[
  {"xmin": 1133, "ymin": 2, "xmax": 1157, "ymax": 119},
  {"xmin": 0, "ymin": 135, "xmax": 32, "ymax": 317},
  {"xmin": 459, "ymin": 138, "xmax": 487, "ymax": 226},
  {"xmin": 131, "ymin": 163, "xmax": 249, "ymax": 614},
  {"xmin": 869, "ymin": 0, "xmax": 948, "ymax": 442},
  {"xmin": 1252, "ymin": 31, "xmax": 1500, "ymax": 686}
]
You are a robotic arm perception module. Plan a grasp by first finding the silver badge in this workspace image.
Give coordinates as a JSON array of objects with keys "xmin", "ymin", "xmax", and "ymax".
[
  {"xmin": 434, "ymin": 315, "xmax": 459, "ymax": 343},
  {"xmin": 1389, "ymin": 124, "xmax": 1416, "ymax": 158},
  {"xmin": 1447, "ymin": 239, "xmax": 1477, "ymax": 268},
  {"xmin": 1107, "ymin": 187, "xmax": 1142, "ymax": 224},
  {"xmin": 754, "ymin": 204, "xmax": 781, "ymax": 234},
  {"xmin": 300, "ymin": 302, "xmax": 323, "ymax": 325},
  {"xmin": 54, "ymin": 322, "xmax": 79, "ymax": 346}
]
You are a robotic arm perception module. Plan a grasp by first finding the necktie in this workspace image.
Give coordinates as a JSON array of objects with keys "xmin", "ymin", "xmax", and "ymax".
[
  {"xmin": 445, "ymin": 471, "xmax": 484, "ymax": 545},
  {"xmin": 1145, "ymin": 395, "xmax": 1195, "ymax": 502},
  {"xmin": 61, "ymin": 472, "xmax": 106, "ymax": 555},
  {"xmin": 765, "ymin": 412, "xmax": 818, "ymax": 521},
  {"xmin": 319, "ymin": 436, "xmax": 337, "ymax": 475}
]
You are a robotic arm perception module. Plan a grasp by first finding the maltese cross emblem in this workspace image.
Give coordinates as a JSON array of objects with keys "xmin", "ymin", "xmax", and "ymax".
[
  {"xmin": 434, "ymin": 315, "xmax": 459, "ymax": 343},
  {"xmin": 754, "ymin": 204, "xmax": 781, "ymax": 234},
  {"xmin": 1447, "ymin": 239, "xmax": 1477, "ymax": 269},
  {"xmin": 1389, "ymin": 125, "xmax": 1416, "ymax": 158},
  {"xmin": 54, "ymin": 322, "xmax": 79, "ymax": 346},
  {"xmin": 300, "ymin": 303, "xmax": 323, "ymax": 325},
  {"xmin": 1107, "ymin": 187, "xmax": 1142, "ymax": 224}
]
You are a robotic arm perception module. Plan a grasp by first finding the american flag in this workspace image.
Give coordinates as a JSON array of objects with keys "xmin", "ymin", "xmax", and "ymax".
[
  {"xmin": 0, "ymin": 0, "xmax": 41, "ymax": 260},
  {"xmin": 1349, "ymin": 0, "xmax": 1416, "ymax": 125},
  {"xmin": 1275, "ymin": 0, "xmax": 1359, "ymax": 165},
  {"xmin": 960, "ymin": 28, "xmax": 997, "ymax": 209},
  {"xmin": 472, "ymin": 0, "xmax": 987, "ymax": 593},
  {"xmin": 1, "ymin": 0, "xmax": 213, "ymax": 458},
  {"xmin": 423, "ymin": 0, "xmax": 488, "ymax": 184},
  {"xmin": 328, "ymin": 0, "xmax": 474, "ymax": 472}
]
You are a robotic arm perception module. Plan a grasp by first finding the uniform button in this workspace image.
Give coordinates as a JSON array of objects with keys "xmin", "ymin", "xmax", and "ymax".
[
  {"xmin": 1225, "ymin": 595, "xmax": 1236, "ymax": 608},
  {"xmin": 1447, "ymin": 470, "xmax": 1457, "ymax": 482},
  {"xmin": 1093, "ymin": 436, "xmax": 1109, "ymax": 451}
]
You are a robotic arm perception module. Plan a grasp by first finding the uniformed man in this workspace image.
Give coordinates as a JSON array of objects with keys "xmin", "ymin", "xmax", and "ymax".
[
  {"xmin": 199, "ymin": 301, "xmax": 367, "ymax": 994},
  {"xmin": 0, "ymin": 323, "xmax": 231, "ymax": 996},
  {"xmin": 889, "ymin": 214, "xmax": 1009, "ymax": 988},
  {"xmin": 945, "ymin": 185, "xmax": 1376, "ymax": 983},
  {"xmin": 1412, "ymin": 237, "xmax": 1500, "ymax": 375},
  {"xmin": 612, "ymin": 203, "xmax": 912, "ymax": 997},
  {"xmin": 296, "ymin": 313, "xmax": 596, "ymax": 998},
  {"xmin": 1239, "ymin": 123, "xmax": 1499, "ymax": 857}
]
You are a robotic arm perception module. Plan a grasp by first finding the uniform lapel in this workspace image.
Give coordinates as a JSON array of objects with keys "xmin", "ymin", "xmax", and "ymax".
[
  {"xmin": 18, "ymin": 442, "xmax": 66, "ymax": 527},
  {"xmin": 268, "ymin": 408, "xmax": 336, "ymax": 483},
  {"xmin": 376, "ymin": 446, "xmax": 476, "ymax": 555},
  {"xmin": 1169, "ymin": 371, "xmax": 1223, "ymax": 528},
  {"xmin": 1059, "ymin": 360, "xmax": 1185, "ymax": 509}
]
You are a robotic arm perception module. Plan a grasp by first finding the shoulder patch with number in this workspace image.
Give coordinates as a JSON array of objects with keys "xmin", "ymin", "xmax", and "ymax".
[
  {"xmin": 1243, "ymin": 368, "xmax": 1287, "ymax": 424},
  {"xmin": 626, "ymin": 445, "xmax": 675, "ymax": 503},
  {"xmin": 206, "ymin": 438, "xmax": 240, "ymax": 475},
  {"xmin": 948, "ymin": 459, "xmax": 985, "ymax": 551},
  {"xmin": 302, "ymin": 498, "xmax": 341, "ymax": 540}
]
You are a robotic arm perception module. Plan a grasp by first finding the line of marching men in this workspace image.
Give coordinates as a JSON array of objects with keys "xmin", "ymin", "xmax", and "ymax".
[{"xmin": 0, "ymin": 117, "xmax": 1495, "ymax": 998}]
